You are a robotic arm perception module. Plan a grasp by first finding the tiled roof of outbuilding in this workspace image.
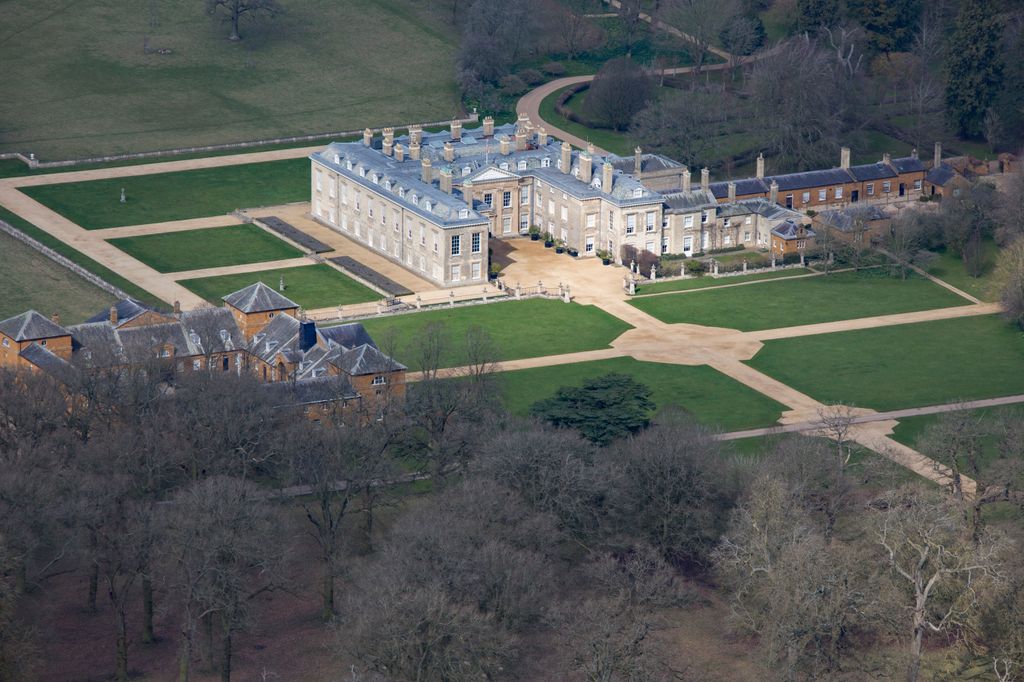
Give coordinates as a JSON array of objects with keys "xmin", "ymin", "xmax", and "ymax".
[
  {"xmin": 223, "ymin": 282, "xmax": 298, "ymax": 314},
  {"xmin": 0, "ymin": 310, "xmax": 69, "ymax": 342}
]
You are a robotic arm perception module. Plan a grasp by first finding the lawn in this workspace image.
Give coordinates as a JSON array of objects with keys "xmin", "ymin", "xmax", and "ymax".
[
  {"xmin": 108, "ymin": 224, "xmax": 303, "ymax": 273},
  {"xmin": 22, "ymin": 158, "xmax": 311, "ymax": 229},
  {"xmin": 497, "ymin": 357, "xmax": 786, "ymax": 431},
  {"xmin": 636, "ymin": 268, "xmax": 811, "ymax": 295},
  {"xmin": 0, "ymin": 0, "xmax": 458, "ymax": 159},
  {"xmin": 927, "ymin": 239, "xmax": 1000, "ymax": 302},
  {"xmin": 890, "ymin": 404, "xmax": 1024, "ymax": 476},
  {"xmin": 359, "ymin": 299, "xmax": 633, "ymax": 371},
  {"xmin": 179, "ymin": 264, "xmax": 377, "ymax": 309},
  {"xmin": 0, "ymin": 206, "xmax": 164, "ymax": 308},
  {"xmin": 630, "ymin": 269, "xmax": 970, "ymax": 330},
  {"xmin": 539, "ymin": 87, "xmax": 636, "ymax": 156},
  {"xmin": 747, "ymin": 315, "xmax": 1024, "ymax": 411},
  {"xmin": 0, "ymin": 230, "xmax": 116, "ymax": 323}
]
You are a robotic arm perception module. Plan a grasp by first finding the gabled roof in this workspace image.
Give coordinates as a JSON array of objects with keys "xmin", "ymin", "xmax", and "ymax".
[
  {"xmin": 262, "ymin": 375, "xmax": 359, "ymax": 407},
  {"xmin": 19, "ymin": 343, "xmax": 78, "ymax": 383},
  {"xmin": 84, "ymin": 299, "xmax": 161, "ymax": 327},
  {"xmin": 320, "ymin": 322, "xmax": 377, "ymax": 350},
  {"xmin": 708, "ymin": 178, "xmax": 770, "ymax": 199},
  {"xmin": 772, "ymin": 220, "xmax": 815, "ymax": 240},
  {"xmin": 0, "ymin": 310, "xmax": 69, "ymax": 342},
  {"xmin": 816, "ymin": 205, "xmax": 889, "ymax": 231},
  {"xmin": 926, "ymin": 163, "xmax": 958, "ymax": 186},
  {"xmin": 892, "ymin": 156, "xmax": 925, "ymax": 174},
  {"xmin": 250, "ymin": 313, "xmax": 301, "ymax": 364},
  {"xmin": 223, "ymin": 282, "xmax": 298, "ymax": 314},
  {"xmin": 466, "ymin": 165, "xmax": 520, "ymax": 183},
  {"xmin": 179, "ymin": 307, "xmax": 247, "ymax": 354},
  {"xmin": 769, "ymin": 168, "xmax": 854, "ymax": 191},
  {"xmin": 333, "ymin": 344, "xmax": 407, "ymax": 375},
  {"xmin": 663, "ymin": 188, "xmax": 718, "ymax": 212},
  {"xmin": 848, "ymin": 162, "xmax": 897, "ymax": 182}
]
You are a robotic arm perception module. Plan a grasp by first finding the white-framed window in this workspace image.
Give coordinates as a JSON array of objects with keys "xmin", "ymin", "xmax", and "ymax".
[
  {"xmin": 684, "ymin": 215, "xmax": 694, "ymax": 228},
  {"xmin": 419, "ymin": 255, "xmax": 426, "ymax": 271},
  {"xmin": 548, "ymin": 199, "xmax": 555, "ymax": 214},
  {"xmin": 724, "ymin": 234, "xmax": 733, "ymax": 245},
  {"xmin": 817, "ymin": 189, "xmax": 825, "ymax": 201},
  {"xmin": 560, "ymin": 206, "xmax": 568, "ymax": 221},
  {"xmin": 459, "ymin": 208, "xmax": 469, "ymax": 219},
  {"xmin": 341, "ymin": 185, "xmax": 347, "ymax": 205},
  {"xmin": 451, "ymin": 234, "xmax": 461, "ymax": 256},
  {"xmin": 450, "ymin": 265, "xmax": 461, "ymax": 281},
  {"xmin": 517, "ymin": 160, "xmax": 527, "ymax": 171},
  {"xmin": 562, "ymin": 192, "xmax": 567, "ymax": 200},
  {"xmin": 372, "ymin": 375, "xmax": 387, "ymax": 386},
  {"xmin": 608, "ymin": 213, "xmax": 614, "ymax": 230},
  {"xmin": 883, "ymin": 181, "xmax": 892, "ymax": 193},
  {"xmin": 744, "ymin": 231, "xmax": 751, "ymax": 241},
  {"xmin": 484, "ymin": 192, "xmax": 493, "ymax": 207},
  {"xmin": 1, "ymin": 338, "xmax": 8, "ymax": 347},
  {"xmin": 192, "ymin": 359, "xmax": 201, "ymax": 371},
  {"xmin": 315, "ymin": 171, "xmax": 322, "ymax": 192},
  {"xmin": 502, "ymin": 216, "xmax": 512, "ymax": 233},
  {"xmin": 626, "ymin": 214, "xmax": 636, "ymax": 234},
  {"xmin": 503, "ymin": 191, "xmax": 511, "ymax": 208},
  {"xmin": 867, "ymin": 183, "xmax": 874, "ymax": 196},
  {"xmin": 541, "ymin": 157, "xmax": 551, "ymax": 168},
  {"xmin": 329, "ymin": 182, "xmax": 335, "ymax": 198},
  {"xmin": 745, "ymin": 216, "xmax": 752, "ymax": 224},
  {"xmin": 661, "ymin": 236, "xmax": 669, "ymax": 253},
  {"xmin": 359, "ymin": 167, "xmax": 366, "ymax": 177},
  {"xmin": 471, "ymin": 262, "xmax": 482, "ymax": 279},
  {"xmin": 835, "ymin": 187, "xmax": 844, "ymax": 199},
  {"xmin": 500, "ymin": 162, "xmax": 509, "ymax": 171},
  {"xmin": 802, "ymin": 191, "xmax": 810, "ymax": 203},
  {"xmin": 463, "ymin": 166, "xmax": 472, "ymax": 176},
  {"xmin": 585, "ymin": 236, "xmax": 595, "ymax": 252},
  {"xmin": 419, "ymin": 224, "xmax": 425, "ymax": 245},
  {"xmin": 724, "ymin": 218, "xmax": 731, "ymax": 228},
  {"xmin": 797, "ymin": 239, "xmax": 807, "ymax": 249},
  {"xmin": 471, "ymin": 232, "xmax": 481, "ymax": 253},
  {"xmin": 914, "ymin": 179, "xmax": 922, "ymax": 191},
  {"xmin": 433, "ymin": 234, "xmax": 438, "ymax": 253},
  {"xmin": 586, "ymin": 213, "xmax": 596, "ymax": 228},
  {"xmin": 633, "ymin": 188, "xmax": 643, "ymax": 198},
  {"xmin": 520, "ymin": 187, "xmax": 529, "ymax": 204},
  {"xmin": 519, "ymin": 214, "xmax": 528, "ymax": 230},
  {"xmin": 701, "ymin": 210, "xmax": 709, "ymax": 224},
  {"xmin": 424, "ymin": 200, "xmax": 432, "ymax": 212},
  {"xmin": 368, "ymin": 204, "xmax": 374, "ymax": 219},
  {"xmin": 411, "ymin": 193, "xmax": 418, "ymax": 206},
  {"xmin": 645, "ymin": 212, "xmax": 656, "ymax": 231},
  {"xmin": 683, "ymin": 236, "xmax": 693, "ymax": 252},
  {"xmin": 645, "ymin": 240, "xmax": 654, "ymax": 252},
  {"xmin": 536, "ymin": 193, "xmax": 542, "ymax": 208}
]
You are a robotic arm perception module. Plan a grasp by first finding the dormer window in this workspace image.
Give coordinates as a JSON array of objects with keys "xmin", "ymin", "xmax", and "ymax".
[
  {"xmin": 359, "ymin": 167, "xmax": 366, "ymax": 177},
  {"xmin": 371, "ymin": 173, "xmax": 379, "ymax": 184},
  {"xmin": 571, "ymin": 166, "xmax": 579, "ymax": 177},
  {"xmin": 372, "ymin": 375, "xmax": 387, "ymax": 386},
  {"xmin": 633, "ymin": 188, "xmax": 643, "ymax": 198},
  {"xmin": 542, "ymin": 157, "xmax": 551, "ymax": 168},
  {"xmin": 459, "ymin": 208, "xmax": 469, "ymax": 219},
  {"xmin": 219, "ymin": 329, "xmax": 229, "ymax": 343},
  {"xmin": 500, "ymin": 162, "xmax": 509, "ymax": 171},
  {"xmin": 346, "ymin": 160, "xmax": 353, "ymax": 170},
  {"xmin": 266, "ymin": 340, "xmax": 278, "ymax": 352},
  {"xmin": 411, "ymin": 194, "xmax": 419, "ymax": 206},
  {"xmin": 398, "ymin": 187, "xmax": 406, "ymax": 198},
  {"xmin": 518, "ymin": 160, "xmax": 527, "ymax": 171},
  {"xmin": 253, "ymin": 333, "xmax": 266, "ymax": 345},
  {"xmin": 333, "ymin": 154, "xmax": 340, "ymax": 164},
  {"xmin": 462, "ymin": 166, "xmax": 472, "ymax": 176},
  {"xmin": 385, "ymin": 180, "xmax": 392, "ymax": 191},
  {"xmin": 424, "ymin": 200, "xmax": 433, "ymax": 211}
]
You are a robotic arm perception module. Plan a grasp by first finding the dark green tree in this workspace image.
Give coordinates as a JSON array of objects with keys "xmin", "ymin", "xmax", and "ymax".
[
  {"xmin": 945, "ymin": 0, "xmax": 1004, "ymax": 138},
  {"xmin": 581, "ymin": 57, "xmax": 654, "ymax": 131},
  {"xmin": 530, "ymin": 373, "xmax": 654, "ymax": 445},
  {"xmin": 795, "ymin": 0, "xmax": 839, "ymax": 33},
  {"xmin": 848, "ymin": 0, "xmax": 920, "ymax": 53}
]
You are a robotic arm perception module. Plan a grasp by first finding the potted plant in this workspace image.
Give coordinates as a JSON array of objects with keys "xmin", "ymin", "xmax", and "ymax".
[
  {"xmin": 529, "ymin": 226, "xmax": 540, "ymax": 241},
  {"xmin": 596, "ymin": 249, "xmax": 612, "ymax": 265},
  {"xmin": 567, "ymin": 247, "xmax": 579, "ymax": 257},
  {"xmin": 554, "ymin": 239, "xmax": 565, "ymax": 254},
  {"xmin": 489, "ymin": 263, "xmax": 502, "ymax": 280},
  {"xmin": 543, "ymin": 232, "xmax": 554, "ymax": 248}
]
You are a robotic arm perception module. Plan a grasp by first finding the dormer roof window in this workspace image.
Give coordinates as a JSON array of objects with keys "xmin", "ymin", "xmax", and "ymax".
[{"xmin": 633, "ymin": 188, "xmax": 643, "ymax": 198}]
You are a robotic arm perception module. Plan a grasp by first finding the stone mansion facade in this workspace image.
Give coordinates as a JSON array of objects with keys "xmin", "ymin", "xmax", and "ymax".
[{"xmin": 309, "ymin": 115, "xmax": 930, "ymax": 286}]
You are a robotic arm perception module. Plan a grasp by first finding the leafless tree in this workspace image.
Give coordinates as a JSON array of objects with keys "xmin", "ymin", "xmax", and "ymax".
[
  {"xmin": 885, "ymin": 212, "xmax": 935, "ymax": 280},
  {"xmin": 874, "ymin": 487, "xmax": 1006, "ymax": 682},
  {"xmin": 994, "ymin": 228, "xmax": 1024, "ymax": 330},
  {"xmin": 660, "ymin": 0, "xmax": 740, "ymax": 72},
  {"xmin": 816, "ymin": 402, "xmax": 857, "ymax": 471},
  {"xmin": 996, "ymin": 166, "xmax": 1024, "ymax": 246},
  {"xmin": 205, "ymin": 0, "xmax": 281, "ymax": 41}
]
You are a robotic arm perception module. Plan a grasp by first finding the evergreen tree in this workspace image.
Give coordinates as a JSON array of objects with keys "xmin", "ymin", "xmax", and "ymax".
[
  {"xmin": 795, "ymin": 0, "xmax": 839, "ymax": 33},
  {"xmin": 945, "ymin": 0, "xmax": 1005, "ymax": 138},
  {"xmin": 848, "ymin": 0, "xmax": 920, "ymax": 52},
  {"xmin": 530, "ymin": 373, "xmax": 654, "ymax": 445}
]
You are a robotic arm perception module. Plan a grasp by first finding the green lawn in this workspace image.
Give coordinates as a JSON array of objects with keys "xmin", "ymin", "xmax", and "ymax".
[
  {"xmin": 890, "ymin": 404, "xmax": 1024, "ymax": 476},
  {"xmin": 497, "ymin": 357, "xmax": 786, "ymax": 431},
  {"xmin": 22, "ymin": 158, "xmax": 310, "ymax": 229},
  {"xmin": 0, "ymin": 230, "xmax": 116, "ymax": 323},
  {"xmin": 0, "ymin": 0, "xmax": 457, "ymax": 159},
  {"xmin": 636, "ymin": 268, "xmax": 812, "ymax": 295},
  {"xmin": 747, "ymin": 315, "xmax": 1024, "ymax": 411},
  {"xmin": 179, "ymin": 264, "xmax": 377, "ymax": 309},
  {"xmin": 359, "ymin": 299, "xmax": 633, "ymax": 371},
  {"xmin": 927, "ymin": 240, "xmax": 1000, "ymax": 302},
  {"xmin": 108, "ymin": 224, "xmax": 303, "ymax": 273},
  {"xmin": 0, "ymin": 206, "xmax": 164, "ymax": 308},
  {"xmin": 539, "ymin": 87, "xmax": 635, "ymax": 156},
  {"xmin": 630, "ymin": 270, "xmax": 970, "ymax": 330}
]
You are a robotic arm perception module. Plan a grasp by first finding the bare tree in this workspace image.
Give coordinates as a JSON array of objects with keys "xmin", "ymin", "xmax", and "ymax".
[
  {"xmin": 660, "ymin": 0, "xmax": 740, "ymax": 72},
  {"xmin": 874, "ymin": 487, "xmax": 1006, "ymax": 682},
  {"xmin": 205, "ymin": 0, "xmax": 281, "ymax": 41},
  {"xmin": 816, "ymin": 402, "xmax": 857, "ymax": 471},
  {"xmin": 994, "ymin": 233, "xmax": 1024, "ymax": 329}
]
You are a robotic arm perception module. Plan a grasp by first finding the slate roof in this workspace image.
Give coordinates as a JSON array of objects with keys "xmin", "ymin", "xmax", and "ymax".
[
  {"xmin": 223, "ymin": 282, "xmax": 299, "ymax": 314},
  {"xmin": 770, "ymin": 168, "xmax": 854, "ymax": 192},
  {"xmin": 663, "ymin": 188, "xmax": 718, "ymax": 212},
  {"xmin": 772, "ymin": 220, "xmax": 815, "ymax": 239},
  {"xmin": 334, "ymin": 344, "xmax": 407, "ymax": 376},
  {"xmin": 250, "ymin": 314, "xmax": 301, "ymax": 364},
  {"xmin": 84, "ymin": 299, "xmax": 162, "ymax": 327},
  {"xmin": 320, "ymin": 322, "xmax": 377, "ymax": 350},
  {"xmin": 848, "ymin": 162, "xmax": 897, "ymax": 182},
  {"xmin": 816, "ymin": 205, "xmax": 889, "ymax": 231},
  {"xmin": 708, "ymin": 178, "xmax": 770, "ymax": 199},
  {"xmin": 606, "ymin": 152, "xmax": 683, "ymax": 174},
  {"xmin": 19, "ymin": 343, "xmax": 78, "ymax": 383},
  {"xmin": 262, "ymin": 375, "xmax": 359, "ymax": 407},
  {"xmin": 179, "ymin": 307, "xmax": 247, "ymax": 354},
  {"xmin": 117, "ymin": 323, "xmax": 195, "ymax": 364},
  {"xmin": 926, "ymin": 163, "xmax": 957, "ymax": 186},
  {"xmin": 0, "ymin": 310, "xmax": 69, "ymax": 342},
  {"xmin": 892, "ymin": 156, "xmax": 925, "ymax": 174}
]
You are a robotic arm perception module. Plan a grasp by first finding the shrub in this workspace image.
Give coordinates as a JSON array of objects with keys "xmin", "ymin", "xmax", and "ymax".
[
  {"xmin": 706, "ymin": 245, "xmax": 746, "ymax": 255},
  {"xmin": 621, "ymin": 244, "xmax": 639, "ymax": 265},
  {"xmin": 582, "ymin": 57, "xmax": 654, "ymax": 131},
  {"xmin": 499, "ymin": 74, "xmax": 528, "ymax": 96},
  {"xmin": 542, "ymin": 61, "xmax": 566, "ymax": 76},
  {"xmin": 686, "ymin": 260, "xmax": 707, "ymax": 276},
  {"xmin": 517, "ymin": 68, "xmax": 545, "ymax": 86}
]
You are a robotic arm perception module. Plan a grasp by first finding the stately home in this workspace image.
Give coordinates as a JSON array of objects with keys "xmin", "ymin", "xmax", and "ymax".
[
  {"xmin": 309, "ymin": 115, "xmax": 938, "ymax": 284},
  {"xmin": 0, "ymin": 282, "xmax": 406, "ymax": 412}
]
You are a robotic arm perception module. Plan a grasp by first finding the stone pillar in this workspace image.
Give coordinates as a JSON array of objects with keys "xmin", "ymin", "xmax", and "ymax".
[
  {"xmin": 756, "ymin": 153, "xmax": 765, "ymax": 179},
  {"xmin": 415, "ymin": 294, "xmax": 422, "ymax": 309},
  {"xmin": 800, "ymin": 252, "xmax": 806, "ymax": 266},
  {"xmin": 682, "ymin": 167, "xmax": 691, "ymax": 192},
  {"xmin": 650, "ymin": 264, "xmax": 657, "ymax": 281},
  {"xmin": 727, "ymin": 181, "xmax": 736, "ymax": 202},
  {"xmin": 449, "ymin": 290, "xmax": 455, "ymax": 307},
  {"xmin": 421, "ymin": 157, "xmax": 432, "ymax": 183},
  {"xmin": 482, "ymin": 287, "xmax": 488, "ymax": 302},
  {"xmin": 561, "ymin": 141, "xmax": 571, "ymax": 173},
  {"xmin": 602, "ymin": 162, "xmax": 614, "ymax": 193},
  {"xmin": 742, "ymin": 259, "xmax": 748, "ymax": 273},
  {"xmin": 628, "ymin": 278, "xmax": 636, "ymax": 295},
  {"xmin": 362, "ymin": 128, "xmax": 373, "ymax": 147},
  {"xmin": 394, "ymin": 143, "xmax": 405, "ymax": 162},
  {"xmin": 483, "ymin": 116, "xmax": 494, "ymax": 137},
  {"xmin": 382, "ymin": 127, "xmax": 394, "ymax": 156},
  {"xmin": 713, "ymin": 261, "xmax": 719, "ymax": 275},
  {"xmin": 500, "ymin": 135, "xmax": 511, "ymax": 155},
  {"xmin": 580, "ymin": 152, "xmax": 592, "ymax": 184},
  {"xmin": 562, "ymin": 284, "xmax": 571, "ymax": 303},
  {"xmin": 840, "ymin": 146, "xmax": 850, "ymax": 170},
  {"xmin": 515, "ymin": 283, "xmax": 522, "ymax": 299},
  {"xmin": 634, "ymin": 146, "xmax": 642, "ymax": 175},
  {"xmin": 408, "ymin": 125, "xmax": 422, "ymax": 146},
  {"xmin": 409, "ymin": 141, "xmax": 421, "ymax": 161},
  {"xmin": 771, "ymin": 256, "xmax": 776, "ymax": 270},
  {"xmin": 443, "ymin": 141, "xmax": 454, "ymax": 162}
]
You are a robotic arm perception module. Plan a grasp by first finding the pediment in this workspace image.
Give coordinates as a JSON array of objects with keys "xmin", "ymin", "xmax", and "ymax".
[{"xmin": 467, "ymin": 165, "xmax": 520, "ymax": 183}]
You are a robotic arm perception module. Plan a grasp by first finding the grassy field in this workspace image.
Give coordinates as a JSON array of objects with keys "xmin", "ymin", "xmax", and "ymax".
[
  {"xmin": 497, "ymin": 357, "xmax": 786, "ymax": 431},
  {"xmin": 630, "ymin": 269, "xmax": 969, "ymax": 330},
  {"xmin": 22, "ymin": 158, "xmax": 310, "ymax": 229},
  {"xmin": 539, "ymin": 88, "xmax": 635, "ymax": 155},
  {"xmin": 180, "ymin": 264, "xmax": 376, "ymax": 309},
  {"xmin": 635, "ymin": 268, "xmax": 812, "ymax": 295},
  {"xmin": 0, "ymin": 230, "xmax": 116, "ymax": 323},
  {"xmin": 927, "ymin": 240, "xmax": 1000, "ymax": 302},
  {"xmin": 359, "ymin": 299, "xmax": 632, "ymax": 371},
  {"xmin": 108, "ymin": 224, "xmax": 303, "ymax": 273},
  {"xmin": 891, "ymin": 404, "xmax": 1024, "ymax": 475},
  {"xmin": 747, "ymin": 315, "xmax": 1024, "ymax": 411},
  {"xmin": 0, "ymin": 0, "xmax": 458, "ymax": 159},
  {"xmin": 0, "ymin": 206, "xmax": 164, "ymax": 307}
]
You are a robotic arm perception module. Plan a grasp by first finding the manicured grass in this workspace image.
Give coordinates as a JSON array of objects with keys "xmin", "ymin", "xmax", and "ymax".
[
  {"xmin": 359, "ymin": 299, "xmax": 633, "ymax": 371},
  {"xmin": 22, "ymin": 158, "xmax": 311, "ymax": 229},
  {"xmin": 0, "ymin": 0, "xmax": 458, "ymax": 159},
  {"xmin": 927, "ymin": 240, "xmax": 1000, "ymax": 302},
  {"xmin": 636, "ymin": 268, "xmax": 812, "ymax": 295},
  {"xmin": 179, "ymin": 264, "xmax": 377, "ymax": 309},
  {"xmin": 108, "ymin": 224, "xmax": 303, "ymax": 273},
  {"xmin": 747, "ymin": 315, "xmax": 1024, "ymax": 411},
  {"xmin": 0, "ymin": 206, "xmax": 164, "ymax": 308},
  {"xmin": 539, "ymin": 87, "xmax": 636, "ymax": 156},
  {"xmin": 890, "ymin": 404, "xmax": 1024, "ymax": 476},
  {"xmin": 0, "ymin": 230, "xmax": 116, "ymax": 323},
  {"xmin": 630, "ymin": 269, "xmax": 969, "ymax": 330},
  {"xmin": 497, "ymin": 357, "xmax": 786, "ymax": 431}
]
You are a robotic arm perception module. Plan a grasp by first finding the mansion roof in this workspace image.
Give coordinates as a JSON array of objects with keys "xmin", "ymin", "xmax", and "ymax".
[{"xmin": 223, "ymin": 282, "xmax": 299, "ymax": 314}]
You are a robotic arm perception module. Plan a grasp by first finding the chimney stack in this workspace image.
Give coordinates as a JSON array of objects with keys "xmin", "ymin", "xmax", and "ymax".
[
  {"xmin": 395, "ymin": 143, "xmax": 405, "ymax": 162},
  {"xmin": 769, "ymin": 180, "xmax": 779, "ymax": 204},
  {"xmin": 882, "ymin": 152, "xmax": 892, "ymax": 167},
  {"xmin": 109, "ymin": 305, "xmax": 118, "ymax": 325},
  {"xmin": 383, "ymin": 128, "xmax": 394, "ymax": 157},
  {"xmin": 362, "ymin": 127, "xmax": 373, "ymax": 147},
  {"xmin": 173, "ymin": 300, "xmax": 181, "ymax": 316},
  {"xmin": 409, "ymin": 141, "xmax": 421, "ymax": 161},
  {"xmin": 934, "ymin": 141, "xmax": 942, "ymax": 168},
  {"xmin": 701, "ymin": 167, "xmax": 710, "ymax": 191},
  {"xmin": 561, "ymin": 141, "xmax": 571, "ymax": 174},
  {"xmin": 440, "ymin": 167, "xmax": 453, "ymax": 194},
  {"xmin": 634, "ymin": 146, "xmax": 642, "ymax": 175},
  {"xmin": 756, "ymin": 153, "xmax": 765, "ymax": 179},
  {"xmin": 482, "ymin": 116, "xmax": 494, "ymax": 137},
  {"xmin": 682, "ymin": 167, "xmax": 691, "ymax": 193},
  {"xmin": 462, "ymin": 180, "xmax": 473, "ymax": 205},
  {"xmin": 537, "ymin": 126, "xmax": 547, "ymax": 145},
  {"xmin": 840, "ymin": 146, "xmax": 851, "ymax": 169},
  {"xmin": 408, "ymin": 125, "xmax": 422, "ymax": 146},
  {"xmin": 451, "ymin": 120, "xmax": 462, "ymax": 141},
  {"xmin": 443, "ymin": 141, "xmax": 455, "ymax": 162},
  {"xmin": 515, "ymin": 129, "xmax": 527, "ymax": 151},
  {"xmin": 602, "ymin": 162, "xmax": 613, "ymax": 193},
  {"xmin": 50, "ymin": 312, "xmax": 61, "ymax": 325},
  {"xmin": 728, "ymin": 181, "xmax": 736, "ymax": 202},
  {"xmin": 517, "ymin": 112, "xmax": 530, "ymax": 130},
  {"xmin": 299, "ymin": 320, "xmax": 317, "ymax": 352},
  {"xmin": 421, "ymin": 157, "xmax": 432, "ymax": 184},
  {"xmin": 500, "ymin": 135, "xmax": 511, "ymax": 156},
  {"xmin": 580, "ymin": 151, "xmax": 593, "ymax": 184}
]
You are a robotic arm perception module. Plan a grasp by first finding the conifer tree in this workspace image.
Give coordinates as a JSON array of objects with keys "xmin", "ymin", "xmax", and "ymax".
[{"xmin": 945, "ymin": 0, "xmax": 1004, "ymax": 138}]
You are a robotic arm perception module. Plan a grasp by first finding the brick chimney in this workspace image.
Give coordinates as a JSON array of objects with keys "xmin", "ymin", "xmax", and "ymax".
[
  {"xmin": 580, "ymin": 151, "xmax": 593, "ymax": 184},
  {"xmin": 561, "ymin": 141, "xmax": 571, "ymax": 173},
  {"xmin": 421, "ymin": 157, "xmax": 432, "ymax": 183},
  {"xmin": 840, "ymin": 147, "xmax": 851, "ymax": 169},
  {"xmin": 682, "ymin": 167, "xmax": 691, "ymax": 192},
  {"xmin": 482, "ymin": 116, "xmax": 494, "ymax": 137},
  {"xmin": 934, "ymin": 141, "xmax": 942, "ymax": 168},
  {"xmin": 382, "ymin": 128, "xmax": 394, "ymax": 157},
  {"xmin": 451, "ymin": 120, "xmax": 462, "ymax": 141},
  {"xmin": 443, "ymin": 141, "xmax": 455, "ymax": 162},
  {"xmin": 634, "ymin": 146, "xmax": 642, "ymax": 175},
  {"xmin": 515, "ymin": 128, "xmax": 527, "ymax": 151},
  {"xmin": 440, "ymin": 167, "xmax": 453, "ymax": 194},
  {"xmin": 500, "ymin": 135, "xmax": 511, "ymax": 156},
  {"xmin": 756, "ymin": 153, "xmax": 765, "ymax": 179},
  {"xmin": 173, "ymin": 300, "xmax": 181, "ymax": 316},
  {"xmin": 362, "ymin": 128, "xmax": 373, "ymax": 147},
  {"xmin": 109, "ymin": 305, "xmax": 118, "ymax": 325},
  {"xmin": 51, "ymin": 312, "xmax": 61, "ymax": 325},
  {"xmin": 462, "ymin": 180, "xmax": 473, "ymax": 205},
  {"xmin": 769, "ymin": 179, "xmax": 779, "ymax": 204},
  {"xmin": 701, "ymin": 167, "xmax": 710, "ymax": 191},
  {"xmin": 409, "ymin": 141, "xmax": 421, "ymax": 161},
  {"xmin": 408, "ymin": 125, "xmax": 422, "ymax": 146},
  {"xmin": 537, "ymin": 126, "xmax": 547, "ymax": 145},
  {"xmin": 727, "ymin": 181, "xmax": 736, "ymax": 202},
  {"xmin": 395, "ymin": 143, "xmax": 405, "ymax": 162},
  {"xmin": 602, "ymin": 162, "xmax": 613, "ymax": 193},
  {"xmin": 882, "ymin": 152, "xmax": 892, "ymax": 167}
]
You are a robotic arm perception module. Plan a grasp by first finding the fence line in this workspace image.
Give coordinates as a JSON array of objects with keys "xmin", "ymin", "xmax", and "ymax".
[
  {"xmin": 0, "ymin": 219, "xmax": 131, "ymax": 301},
  {"xmin": 0, "ymin": 113, "xmax": 480, "ymax": 170}
]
